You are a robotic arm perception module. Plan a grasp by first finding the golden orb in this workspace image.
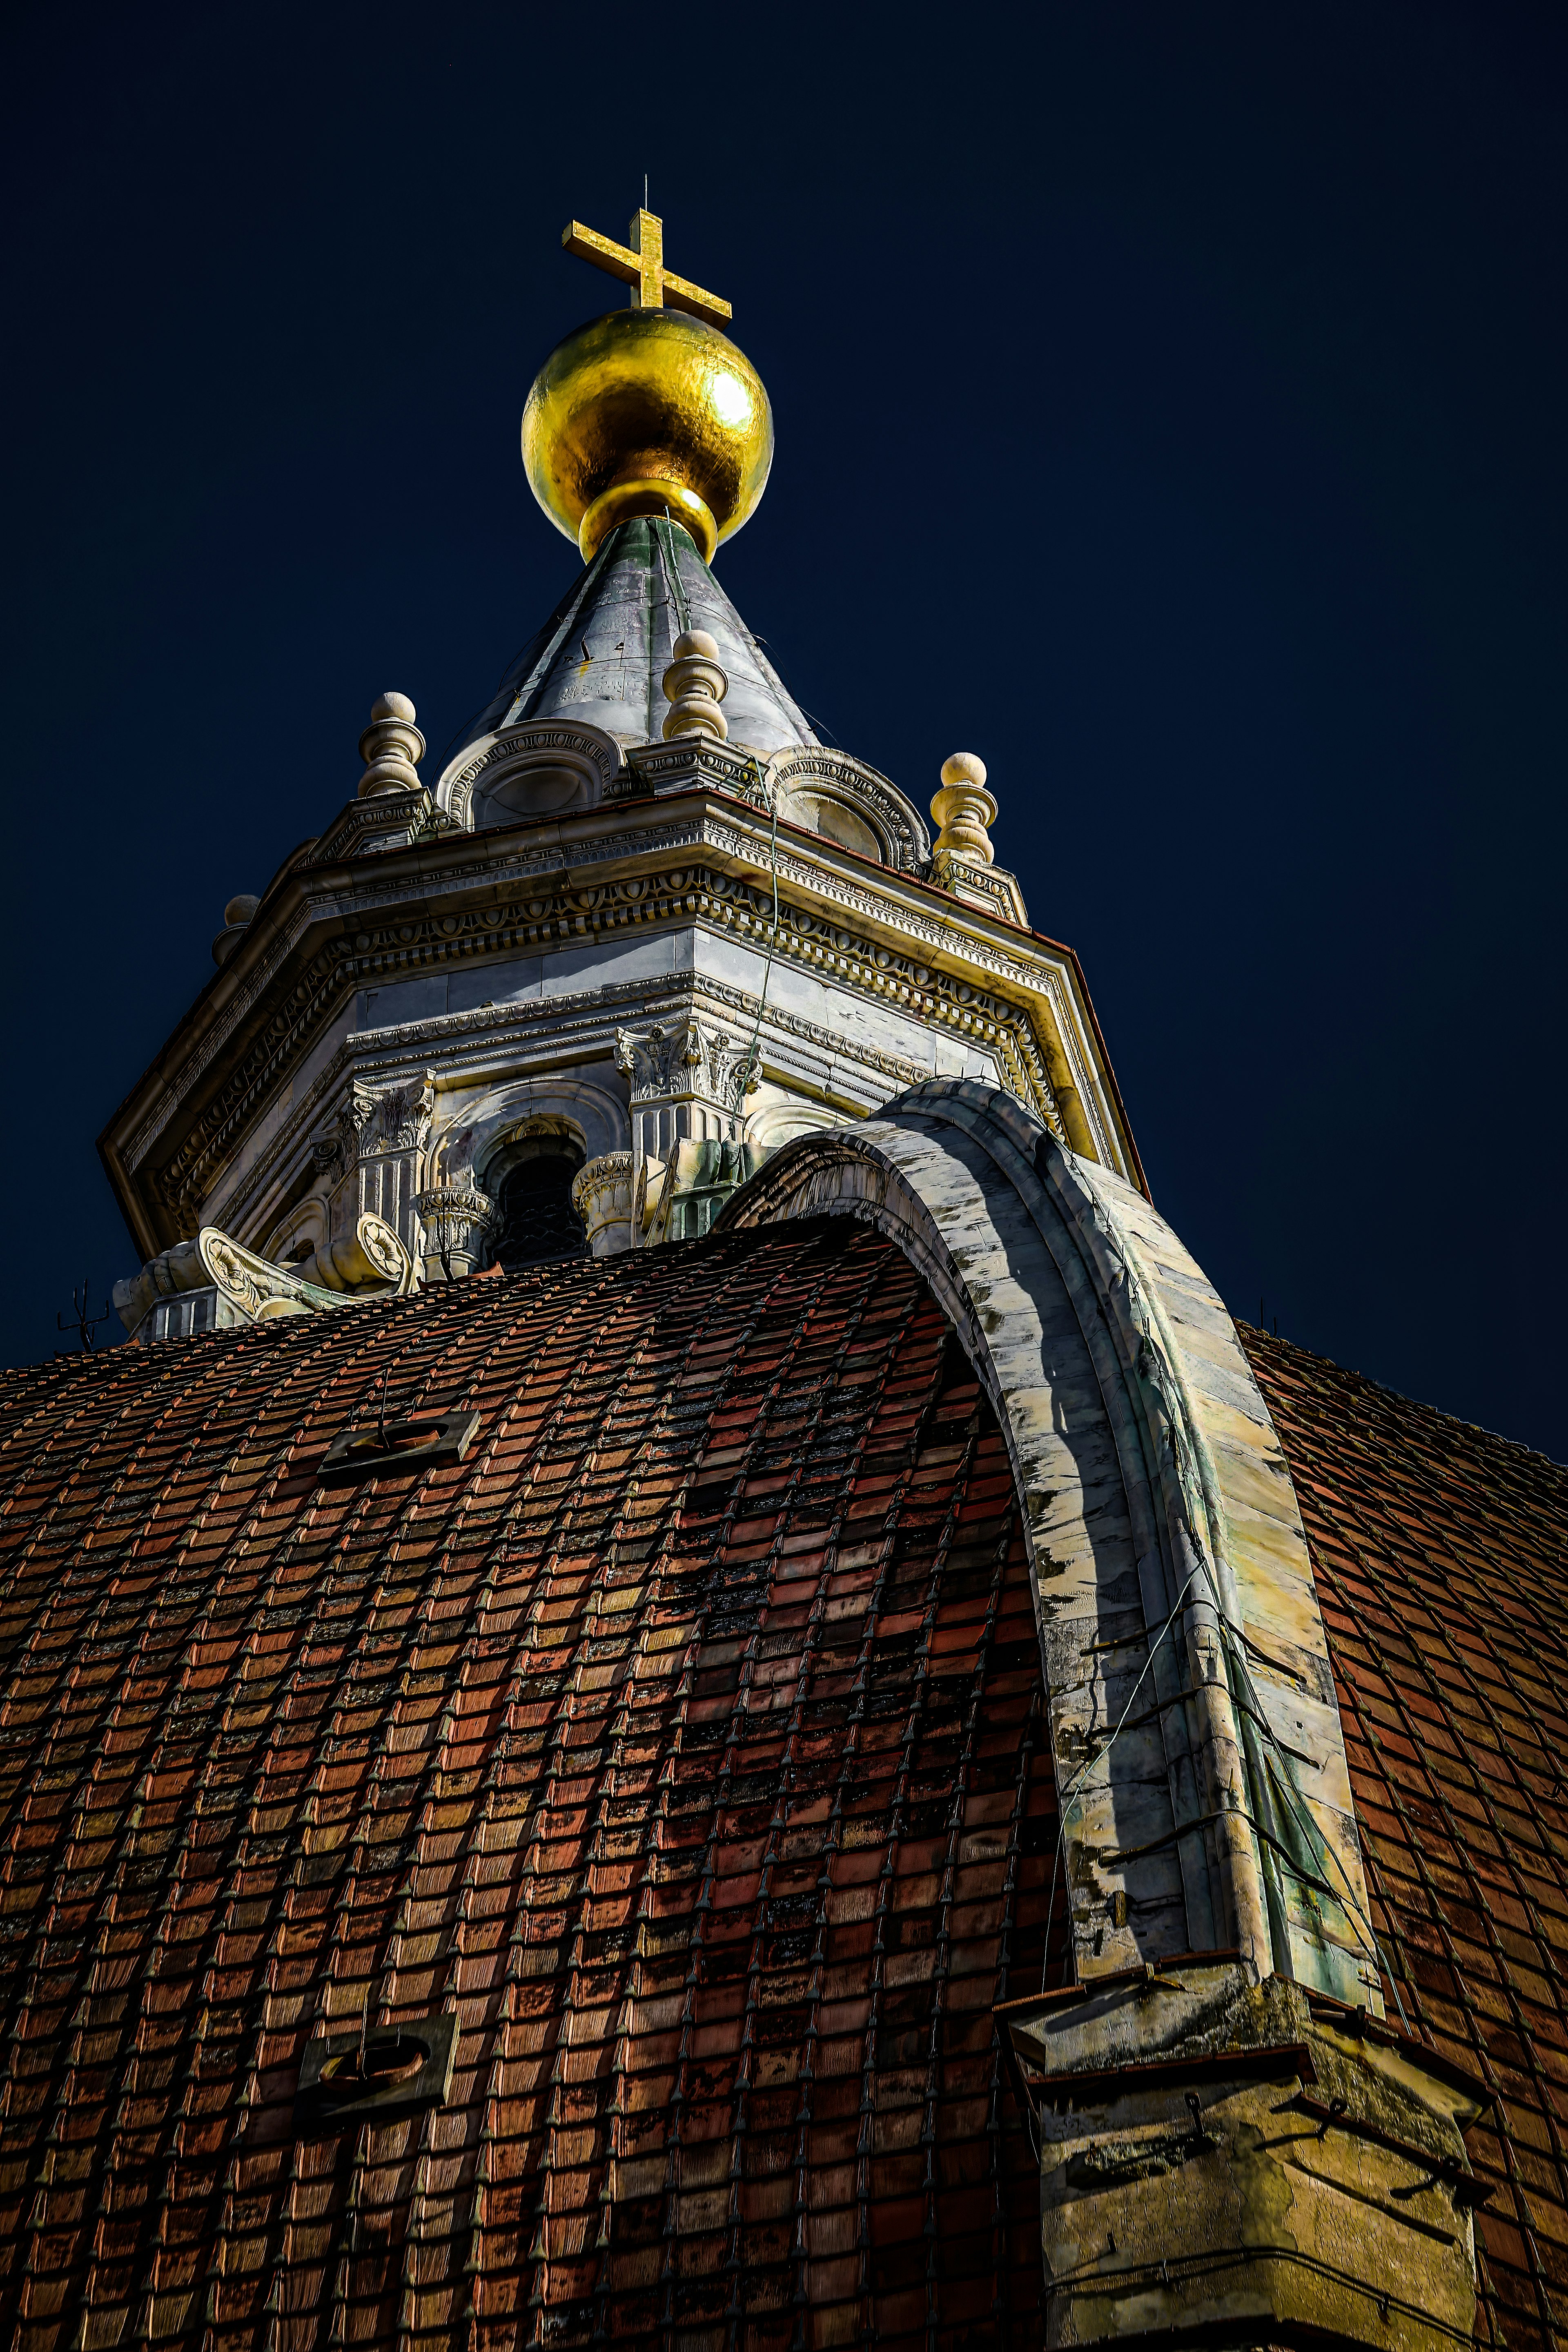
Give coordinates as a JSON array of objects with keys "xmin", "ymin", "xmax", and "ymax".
[{"xmin": 521, "ymin": 308, "xmax": 773, "ymax": 566}]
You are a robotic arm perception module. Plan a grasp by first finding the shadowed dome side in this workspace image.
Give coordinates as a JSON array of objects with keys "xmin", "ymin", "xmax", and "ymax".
[{"xmin": 444, "ymin": 516, "xmax": 817, "ymax": 768}]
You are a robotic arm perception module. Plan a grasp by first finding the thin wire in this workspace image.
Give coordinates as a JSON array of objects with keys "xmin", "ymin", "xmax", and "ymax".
[
  {"xmin": 1040, "ymin": 1563, "xmax": 1209, "ymax": 1991},
  {"xmin": 1236, "ymin": 1642, "xmax": 1413, "ymax": 2028},
  {"xmin": 1032, "ymin": 1547, "xmax": 1413, "ymax": 2027},
  {"xmin": 740, "ymin": 758, "xmax": 781, "ymax": 1096},
  {"xmin": 1198, "ymin": 1595, "xmax": 1410, "ymax": 2020},
  {"xmin": 655, "ymin": 515, "xmax": 692, "ymax": 637}
]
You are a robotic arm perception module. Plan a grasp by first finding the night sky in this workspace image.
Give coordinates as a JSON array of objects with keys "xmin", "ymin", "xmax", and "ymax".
[{"xmin": 5, "ymin": 4, "xmax": 1565, "ymax": 1458}]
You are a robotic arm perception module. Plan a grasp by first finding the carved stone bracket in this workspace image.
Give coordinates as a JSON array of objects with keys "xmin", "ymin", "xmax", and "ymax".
[
  {"xmin": 114, "ymin": 1212, "xmax": 415, "ymax": 1343},
  {"xmin": 199, "ymin": 1214, "xmax": 414, "ymax": 1321},
  {"xmin": 614, "ymin": 1015, "xmax": 754, "ymax": 1115}
]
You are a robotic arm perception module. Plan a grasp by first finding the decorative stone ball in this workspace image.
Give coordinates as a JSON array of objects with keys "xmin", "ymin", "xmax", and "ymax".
[
  {"xmin": 371, "ymin": 691, "xmax": 417, "ymax": 724},
  {"xmin": 224, "ymin": 894, "xmax": 261, "ymax": 929},
  {"xmin": 522, "ymin": 307, "xmax": 774, "ymax": 564},
  {"xmin": 940, "ymin": 751, "xmax": 988, "ymax": 791},
  {"xmin": 672, "ymin": 630, "xmax": 720, "ymax": 664}
]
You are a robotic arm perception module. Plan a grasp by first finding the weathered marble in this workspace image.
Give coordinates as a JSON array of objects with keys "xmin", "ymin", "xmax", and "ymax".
[{"xmin": 720, "ymin": 1079, "xmax": 1376, "ymax": 2011}]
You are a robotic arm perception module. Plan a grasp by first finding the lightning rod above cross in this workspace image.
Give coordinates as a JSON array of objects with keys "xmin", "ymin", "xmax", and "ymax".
[{"xmin": 561, "ymin": 209, "xmax": 732, "ymax": 328}]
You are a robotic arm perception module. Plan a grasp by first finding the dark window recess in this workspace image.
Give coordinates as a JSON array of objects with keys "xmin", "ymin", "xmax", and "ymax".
[{"xmin": 490, "ymin": 1153, "xmax": 587, "ymax": 1270}]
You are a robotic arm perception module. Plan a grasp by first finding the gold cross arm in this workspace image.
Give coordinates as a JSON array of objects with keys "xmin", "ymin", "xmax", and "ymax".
[{"xmin": 561, "ymin": 209, "xmax": 732, "ymax": 328}]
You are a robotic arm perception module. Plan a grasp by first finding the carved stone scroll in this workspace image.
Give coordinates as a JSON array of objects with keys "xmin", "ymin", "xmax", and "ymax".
[{"xmin": 196, "ymin": 1212, "xmax": 414, "ymax": 1325}]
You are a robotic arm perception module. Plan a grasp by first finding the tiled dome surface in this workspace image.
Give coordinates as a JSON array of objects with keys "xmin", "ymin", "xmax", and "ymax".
[
  {"xmin": 0, "ymin": 1223, "xmax": 1056, "ymax": 2352},
  {"xmin": 5, "ymin": 1222, "xmax": 1567, "ymax": 2352},
  {"xmin": 1244, "ymin": 1325, "xmax": 1568, "ymax": 2352}
]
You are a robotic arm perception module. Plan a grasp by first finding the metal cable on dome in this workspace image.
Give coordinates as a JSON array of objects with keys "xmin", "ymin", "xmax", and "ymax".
[
  {"xmin": 739, "ymin": 755, "xmax": 781, "ymax": 1099},
  {"xmin": 1036, "ymin": 1559, "xmax": 1411, "ymax": 2027},
  {"xmin": 655, "ymin": 514, "xmax": 691, "ymax": 639},
  {"xmin": 1038, "ymin": 1562, "xmax": 1209, "ymax": 1992}
]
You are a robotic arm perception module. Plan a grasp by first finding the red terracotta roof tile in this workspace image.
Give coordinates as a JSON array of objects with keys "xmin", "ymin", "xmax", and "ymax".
[
  {"xmin": 1243, "ymin": 1323, "xmax": 1568, "ymax": 2352},
  {"xmin": 0, "ymin": 1222, "xmax": 1057, "ymax": 2352},
  {"xmin": 9, "ymin": 1227, "xmax": 1557, "ymax": 2347}
]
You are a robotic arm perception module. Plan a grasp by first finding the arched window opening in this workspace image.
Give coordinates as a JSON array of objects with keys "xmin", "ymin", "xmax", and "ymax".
[{"xmin": 486, "ymin": 1138, "xmax": 587, "ymax": 1272}]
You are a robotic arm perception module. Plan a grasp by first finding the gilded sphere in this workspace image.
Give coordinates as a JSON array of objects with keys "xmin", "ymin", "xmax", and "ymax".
[{"xmin": 522, "ymin": 308, "xmax": 773, "ymax": 566}]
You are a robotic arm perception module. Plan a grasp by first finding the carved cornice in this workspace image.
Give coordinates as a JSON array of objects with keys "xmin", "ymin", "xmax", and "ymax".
[
  {"xmin": 123, "ymin": 813, "xmax": 711, "ymax": 1170},
  {"xmin": 322, "ymin": 817, "xmax": 709, "ymax": 920},
  {"xmin": 151, "ymin": 848, "xmax": 1076, "ymax": 1229},
  {"xmin": 115, "ymin": 775, "xmax": 1131, "ymax": 1249},
  {"xmin": 212, "ymin": 962, "xmax": 947, "ymax": 1254},
  {"xmin": 700, "ymin": 818, "xmax": 1041, "ymax": 995},
  {"xmin": 125, "ymin": 795, "xmax": 1064, "ymax": 1176},
  {"xmin": 154, "ymin": 935, "xmax": 359, "ymax": 1216}
]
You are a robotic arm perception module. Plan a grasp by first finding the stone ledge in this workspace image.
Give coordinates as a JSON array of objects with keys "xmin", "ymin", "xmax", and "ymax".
[{"xmin": 1003, "ymin": 1958, "xmax": 1488, "ymax": 2349}]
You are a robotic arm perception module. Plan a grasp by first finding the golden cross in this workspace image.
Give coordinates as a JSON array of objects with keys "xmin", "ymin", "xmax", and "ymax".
[{"xmin": 561, "ymin": 209, "xmax": 732, "ymax": 328}]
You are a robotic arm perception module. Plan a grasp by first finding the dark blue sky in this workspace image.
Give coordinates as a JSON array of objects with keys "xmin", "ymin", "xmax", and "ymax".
[{"xmin": 5, "ymin": 3, "xmax": 1564, "ymax": 1457}]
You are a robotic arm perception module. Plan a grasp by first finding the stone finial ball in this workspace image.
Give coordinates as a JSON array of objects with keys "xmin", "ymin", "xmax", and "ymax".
[
  {"xmin": 371, "ymin": 691, "xmax": 417, "ymax": 725},
  {"xmin": 224, "ymin": 893, "xmax": 261, "ymax": 929},
  {"xmin": 940, "ymin": 752, "xmax": 988, "ymax": 791},
  {"xmin": 673, "ymin": 630, "xmax": 720, "ymax": 662}
]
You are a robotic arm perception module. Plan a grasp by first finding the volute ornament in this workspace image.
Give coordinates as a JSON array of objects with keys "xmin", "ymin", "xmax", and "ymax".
[{"xmin": 615, "ymin": 1015, "xmax": 754, "ymax": 1112}]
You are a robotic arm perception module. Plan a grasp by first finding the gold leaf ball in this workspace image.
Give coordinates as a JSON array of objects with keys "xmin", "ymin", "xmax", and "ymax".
[{"xmin": 521, "ymin": 308, "xmax": 773, "ymax": 566}]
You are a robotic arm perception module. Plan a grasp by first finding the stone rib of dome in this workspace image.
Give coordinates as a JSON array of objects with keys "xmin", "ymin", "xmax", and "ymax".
[
  {"xmin": 449, "ymin": 516, "xmax": 818, "ymax": 766},
  {"xmin": 0, "ymin": 1222, "xmax": 1050, "ymax": 2352}
]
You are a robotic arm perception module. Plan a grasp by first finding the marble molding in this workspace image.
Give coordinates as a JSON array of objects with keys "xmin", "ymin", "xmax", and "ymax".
[
  {"xmin": 722, "ymin": 1080, "xmax": 1376, "ymax": 2004},
  {"xmin": 717, "ymin": 1078, "xmax": 1485, "ymax": 2342},
  {"xmin": 104, "ymin": 778, "xmax": 1135, "ymax": 1263}
]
